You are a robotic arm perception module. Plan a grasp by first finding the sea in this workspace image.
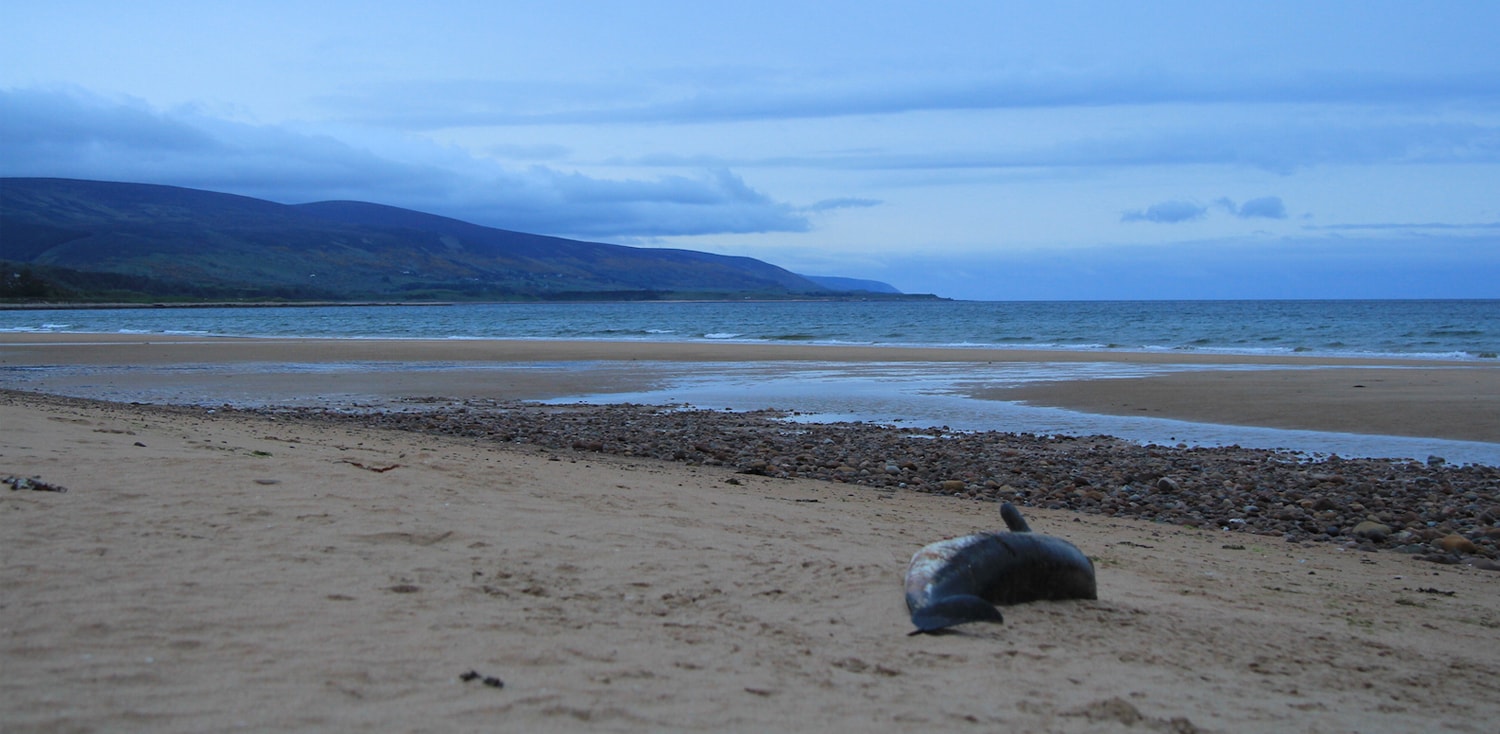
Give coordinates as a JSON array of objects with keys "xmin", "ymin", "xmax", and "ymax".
[
  {"xmin": 3, "ymin": 299, "xmax": 1497, "ymax": 358},
  {"xmin": 3, "ymin": 299, "xmax": 1498, "ymax": 463}
]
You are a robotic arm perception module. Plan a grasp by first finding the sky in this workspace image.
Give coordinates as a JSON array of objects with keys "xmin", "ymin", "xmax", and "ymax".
[{"xmin": 2, "ymin": 1, "xmax": 1498, "ymax": 300}]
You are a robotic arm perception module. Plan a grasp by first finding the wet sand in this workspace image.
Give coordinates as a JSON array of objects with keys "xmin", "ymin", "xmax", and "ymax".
[
  {"xmin": 4, "ymin": 334, "xmax": 1498, "ymax": 442},
  {"xmin": 991, "ymin": 366, "xmax": 1500, "ymax": 444},
  {"xmin": 0, "ymin": 331, "xmax": 1461, "ymax": 366}
]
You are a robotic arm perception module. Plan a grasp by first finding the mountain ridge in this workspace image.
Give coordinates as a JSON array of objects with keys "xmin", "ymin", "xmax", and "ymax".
[{"xmin": 1, "ymin": 178, "xmax": 916, "ymax": 302}]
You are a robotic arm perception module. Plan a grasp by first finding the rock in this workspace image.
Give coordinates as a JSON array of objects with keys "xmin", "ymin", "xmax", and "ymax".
[
  {"xmin": 1351, "ymin": 520, "xmax": 1392, "ymax": 541},
  {"xmin": 233, "ymin": 400, "xmax": 1500, "ymax": 560},
  {"xmin": 2, "ymin": 475, "xmax": 67, "ymax": 493},
  {"xmin": 1435, "ymin": 534, "xmax": 1479, "ymax": 554}
]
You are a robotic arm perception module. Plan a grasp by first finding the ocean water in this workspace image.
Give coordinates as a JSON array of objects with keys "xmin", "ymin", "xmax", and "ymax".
[
  {"xmin": 3, "ymin": 299, "xmax": 1498, "ymax": 359},
  {"xmin": 4, "ymin": 300, "xmax": 1498, "ymax": 463}
]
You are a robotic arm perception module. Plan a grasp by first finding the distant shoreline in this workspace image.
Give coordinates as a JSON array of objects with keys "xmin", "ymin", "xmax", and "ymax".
[
  {"xmin": 7, "ymin": 295, "xmax": 1495, "ymax": 312},
  {"xmin": 0, "ymin": 300, "xmax": 457, "ymax": 310},
  {"xmin": 0, "ymin": 294, "xmax": 946, "ymax": 310}
]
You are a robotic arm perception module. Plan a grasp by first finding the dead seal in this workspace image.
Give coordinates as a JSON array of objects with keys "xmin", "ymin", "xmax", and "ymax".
[{"xmin": 904, "ymin": 502, "xmax": 1096, "ymax": 634}]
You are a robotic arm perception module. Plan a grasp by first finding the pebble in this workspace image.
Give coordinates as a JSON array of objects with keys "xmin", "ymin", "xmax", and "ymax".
[
  {"xmin": 1351, "ymin": 520, "xmax": 1392, "ymax": 541},
  {"xmin": 1436, "ymin": 534, "xmax": 1479, "ymax": 554},
  {"xmin": 233, "ymin": 400, "xmax": 1500, "ymax": 564}
]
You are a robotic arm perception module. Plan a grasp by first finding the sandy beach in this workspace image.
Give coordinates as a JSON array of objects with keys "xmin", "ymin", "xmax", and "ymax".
[
  {"xmin": 3, "ymin": 389, "xmax": 1499, "ymax": 733},
  {"xmin": 3, "ymin": 335, "xmax": 1499, "ymax": 731}
]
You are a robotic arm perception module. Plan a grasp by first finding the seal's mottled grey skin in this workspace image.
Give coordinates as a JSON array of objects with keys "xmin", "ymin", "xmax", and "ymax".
[{"xmin": 905, "ymin": 503, "xmax": 1096, "ymax": 634}]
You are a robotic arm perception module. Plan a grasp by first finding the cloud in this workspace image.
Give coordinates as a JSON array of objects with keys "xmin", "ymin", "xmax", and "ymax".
[
  {"xmin": 0, "ymin": 86, "xmax": 808, "ymax": 239},
  {"xmin": 803, "ymin": 197, "xmax": 881, "ymax": 213},
  {"xmin": 486, "ymin": 142, "xmax": 571, "ymax": 162},
  {"xmin": 1234, "ymin": 196, "xmax": 1288, "ymax": 219},
  {"xmin": 1123, "ymin": 195, "xmax": 1288, "ymax": 225},
  {"xmin": 500, "ymin": 168, "xmax": 809, "ymax": 238},
  {"xmin": 868, "ymin": 234, "xmax": 1500, "ymax": 300},
  {"xmin": 621, "ymin": 119, "xmax": 1500, "ymax": 175},
  {"xmin": 326, "ymin": 69, "xmax": 1500, "ymax": 128},
  {"xmin": 1121, "ymin": 200, "xmax": 1208, "ymax": 224},
  {"xmin": 1, "ymin": 87, "xmax": 218, "ymax": 153},
  {"xmin": 1305, "ymin": 221, "xmax": 1500, "ymax": 231},
  {"xmin": 1216, "ymin": 196, "xmax": 1288, "ymax": 219}
]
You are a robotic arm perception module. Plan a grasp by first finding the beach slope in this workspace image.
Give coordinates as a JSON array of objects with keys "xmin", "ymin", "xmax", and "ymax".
[{"xmin": 3, "ymin": 391, "xmax": 1497, "ymax": 732}]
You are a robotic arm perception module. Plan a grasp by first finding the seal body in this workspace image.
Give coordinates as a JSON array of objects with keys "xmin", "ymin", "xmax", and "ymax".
[{"xmin": 904, "ymin": 503, "xmax": 1096, "ymax": 634}]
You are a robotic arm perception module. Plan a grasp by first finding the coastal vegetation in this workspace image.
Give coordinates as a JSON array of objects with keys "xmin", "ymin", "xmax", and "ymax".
[{"xmin": 1, "ymin": 178, "xmax": 927, "ymax": 304}]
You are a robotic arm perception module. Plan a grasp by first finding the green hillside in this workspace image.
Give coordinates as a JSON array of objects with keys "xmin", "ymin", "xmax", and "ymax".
[{"xmin": 0, "ymin": 178, "xmax": 912, "ymax": 303}]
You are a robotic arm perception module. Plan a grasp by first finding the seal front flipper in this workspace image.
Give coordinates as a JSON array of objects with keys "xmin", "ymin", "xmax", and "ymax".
[{"xmin": 908, "ymin": 594, "xmax": 1004, "ymax": 635}]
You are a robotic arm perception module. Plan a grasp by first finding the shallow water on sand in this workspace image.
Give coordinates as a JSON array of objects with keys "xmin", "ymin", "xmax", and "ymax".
[
  {"xmin": 10, "ymin": 357, "xmax": 1490, "ymax": 464},
  {"xmin": 537, "ymin": 361, "xmax": 1500, "ymax": 466}
]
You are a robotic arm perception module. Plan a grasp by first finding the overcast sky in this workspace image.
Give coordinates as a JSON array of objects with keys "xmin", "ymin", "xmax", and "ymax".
[{"xmin": 3, "ymin": 1, "xmax": 1498, "ymax": 299}]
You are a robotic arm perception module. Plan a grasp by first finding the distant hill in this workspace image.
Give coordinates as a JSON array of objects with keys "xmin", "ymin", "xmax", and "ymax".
[
  {"xmin": 0, "ymin": 178, "xmax": 928, "ymax": 303},
  {"xmin": 801, "ymin": 275, "xmax": 902, "ymax": 294}
]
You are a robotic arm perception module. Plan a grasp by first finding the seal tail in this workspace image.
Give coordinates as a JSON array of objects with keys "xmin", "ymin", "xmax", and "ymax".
[
  {"xmin": 908, "ymin": 594, "xmax": 1005, "ymax": 635},
  {"xmin": 999, "ymin": 502, "xmax": 1032, "ymax": 533}
]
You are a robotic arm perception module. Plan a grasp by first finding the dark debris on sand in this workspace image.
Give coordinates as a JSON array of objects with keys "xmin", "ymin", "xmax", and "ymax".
[{"xmin": 230, "ymin": 400, "xmax": 1500, "ymax": 566}]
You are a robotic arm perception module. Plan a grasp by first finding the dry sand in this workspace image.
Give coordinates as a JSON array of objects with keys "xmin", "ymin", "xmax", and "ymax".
[
  {"xmin": 4, "ymin": 389, "xmax": 1499, "ymax": 733},
  {"xmin": 4, "ymin": 335, "xmax": 1499, "ymax": 731}
]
